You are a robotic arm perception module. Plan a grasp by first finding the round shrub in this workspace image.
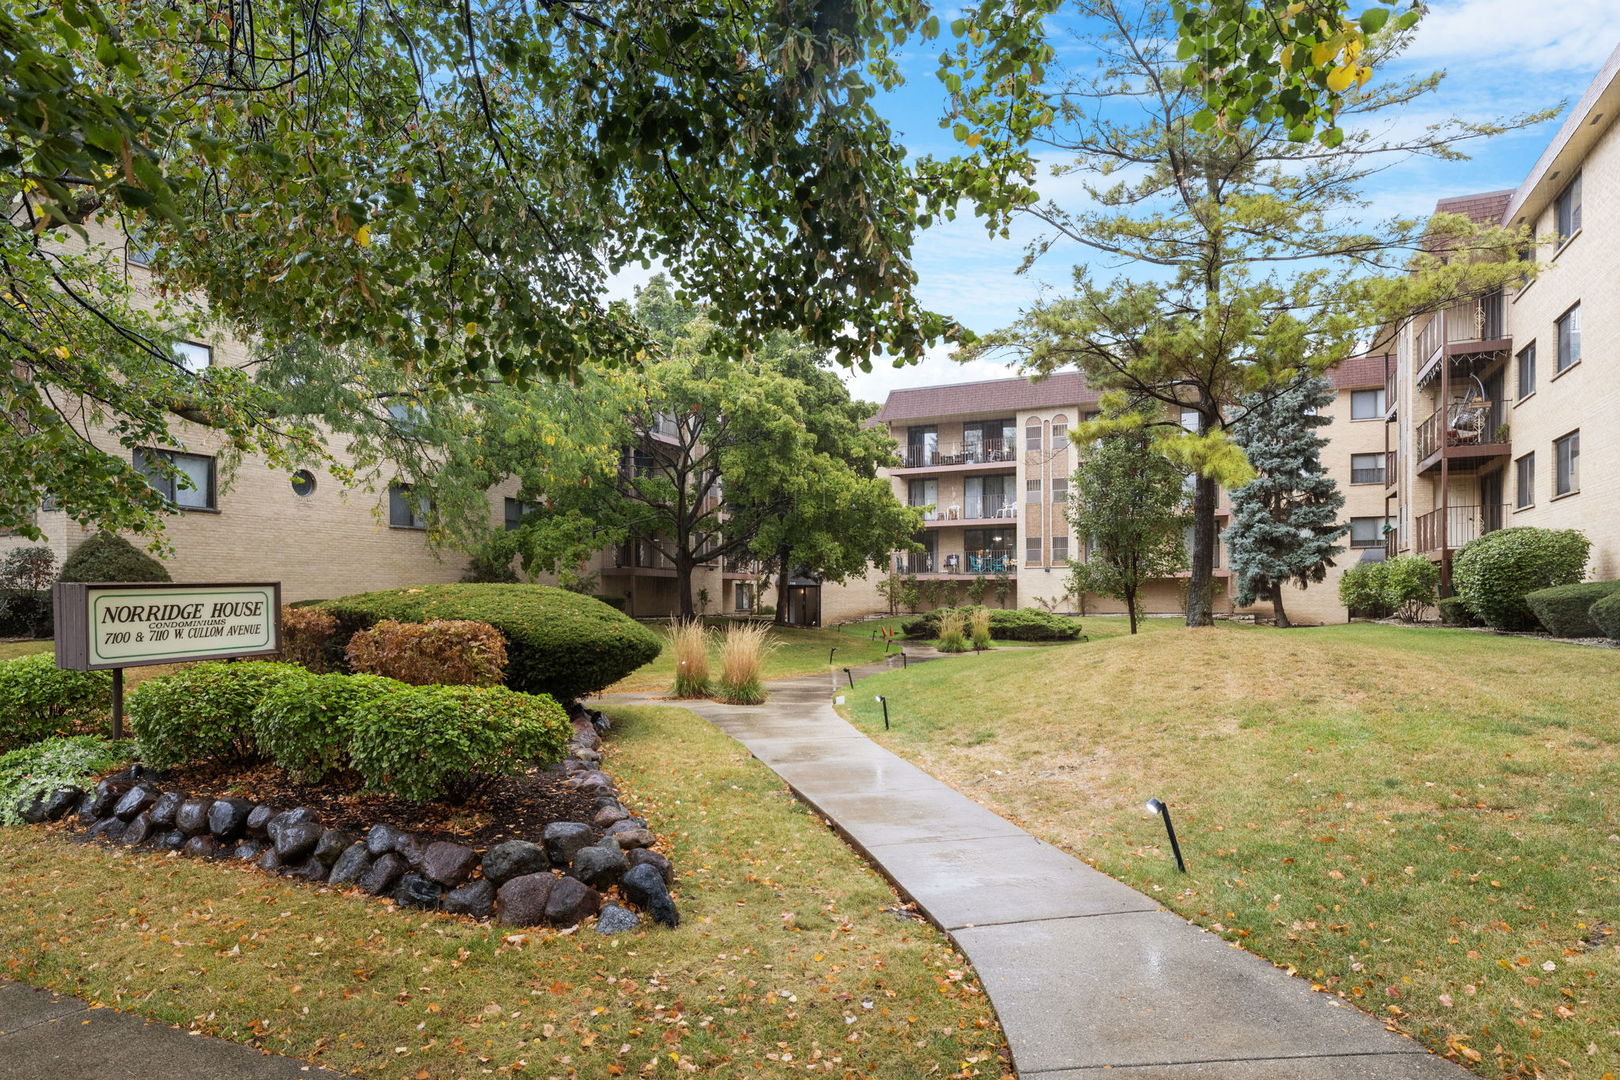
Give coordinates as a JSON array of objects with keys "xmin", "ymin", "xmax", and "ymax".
[
  {"xmin": 129, "ymin": 660, "xmax": 303, "ymax": 767},
  {"xmin": 348, "ymin": 684, "xmax": 572, "ymax": 803},
  {"xmin": 319, "ymin": 584, "xmax": 662, "ymax": 701},
  {"xmin": 1437, "ymin": 596, "xmax": 1480, "ymax": 627},
  {"xmin": 252, "ymin": 670, "xmax": 403, "ymax": 782},
  {"xmin": 1381, "ymin": 555, "xmax": 1439, "ymax": 621},
  {"xmin": 1336, "ymin": 562, "xmax": 1391, "ymax": 618},
  {"xmin": 0, "ymin": 653, "xmax": 113, "ymax": 753},
  {"xmin": 58, "ymin": 533, "xmax": 171, "ymax": 582},
  {"xmin": 279, "ymin": 605, "xmax": 342, "ymax": 673},
  {"xmin": 901, "ymin": 606, "xmax": 1082, "ymax": 641},
  {"xmin": 1523, "ymin": 581, "xmax": 1620, "ymax": 639},
  {"xmin": 1590, "ymin": 591, "xmax": 1620, "ymax": 641},
  {"xmin": 345, "ymin": 618, "xmax": 507, "ymax": 686},
  {"xmin": 1452, "ymin": 528, "xmax": 1591, "ymax": 631}
]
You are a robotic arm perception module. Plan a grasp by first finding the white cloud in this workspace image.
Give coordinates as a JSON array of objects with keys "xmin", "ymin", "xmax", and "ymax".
[
  {"xmin": 840, "ymin": 340, "xmax": 1024, "ymax": 406},
  {"xmin": 1402, "ymin": 0, "xmax": 1619, "ymax": 73}
]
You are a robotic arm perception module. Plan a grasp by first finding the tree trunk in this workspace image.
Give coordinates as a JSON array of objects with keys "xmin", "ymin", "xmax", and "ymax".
[
  {"xmin": 675, "ymin": 558, "xmax": 695, "ymax": 619},
  {"xmin": 1271, "ymin": 587, "xmax": 1291, "ymax": 629},
  {"xmin": 1187, "ymin": 471, "xmax": 1217, "ymax": 627},
  {"xmin": 1125, "ymin": 584, "xmax": 1139, "ymax": 634},
  {"xmin": 774, "ymin": 552, "xmax": 791, "ymax": 626}
]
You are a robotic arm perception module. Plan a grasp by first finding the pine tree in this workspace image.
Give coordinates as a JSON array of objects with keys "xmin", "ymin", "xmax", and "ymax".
[{"xmin": 1226, "ymin": 376, "xmax": 1348, "ymax": 628}]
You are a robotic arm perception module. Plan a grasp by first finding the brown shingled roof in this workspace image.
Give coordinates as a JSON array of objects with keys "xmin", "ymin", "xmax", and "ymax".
[
  {"xmin": 875, "ymin": 371, "xmax": 1099, "ymax": 422},
  {"xmin": 1327, "ymin": 353, "xmax": 1391, "ymax": 390},
  {"xmin": 1433, "ymin": 189, "xmax": 1514, "ymax": 226}
]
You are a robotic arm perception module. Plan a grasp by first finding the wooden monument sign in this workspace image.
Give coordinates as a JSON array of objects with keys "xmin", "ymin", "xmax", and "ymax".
[{"xmin": 54, "ymin": 581, "xmax": 282, "ymax": 738}]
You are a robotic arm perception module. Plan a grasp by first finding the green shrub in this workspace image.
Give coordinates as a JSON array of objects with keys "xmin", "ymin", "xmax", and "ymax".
[
  {"xmin": 1590, "ymin": 591, "xmax": 1620, "ymax": 641},
  {"xmin": 901, "ymin": 606, "xmax": 1083, "ymax": 642},
  {"xmin": 279, "ymin": 605, "xmax": 342, "ymax": 672},
  {"xmin": 58, "ymin": 533, "xmax": 171, "ymax": 582},
  {"xmin": 1337, "ymin": 562, "xmax": 1392, "ymax": 618},
  {"xmin": 1437, "ymin": 596, "xmax": 1479, "ymax": 627},
  {"xmin": 348, "ymin": 684, "xmax": 571, "ymax": 802},
  {"xmin": 1381, "ymin": 555, "xmax": 1440, "ymax": 621},
  {"xmin": 345, "ymin": 618, "xmax": 507, "ymax": 686},
  {"xmin": 252, "ymin": 670, "xmax": 403, "ymax": 782},
  {"xmin": 318, "ymin": 584, "xmax": 662, "ymax": 701},
  {"xmin": 1522, "ymin": 581, "xmax": 1620, "ymax": 639},
  {"xmin": 1452, "ymin": 528, "xmax": 1591, "ymax": 631},
  {"xmin": 0, "ymin": 653, "xmax": 113, "ymax": 753},
  {"xmin": 0, "ymin": 735, "xmax": 129, "ymax": 826},
  {"xmin": 129, "ymin": 660, "xmax": 303, "ymax": 767}
]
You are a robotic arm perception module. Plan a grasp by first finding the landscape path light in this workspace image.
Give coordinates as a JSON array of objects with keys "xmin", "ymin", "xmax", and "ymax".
[
  {"xmin": 842, "ymin": 667, "xmax": 855, "ymax": 688},
  {"xmin": 1145, "ymin": 798, "xmax": 1187, "ymax": 873},
  {"xmin": 875, "ymin": 694, "xmax": 890, "ymax": 731},
  {"xmin": 829, "ymin": 646, "xmax": 837, "ymax": 666}
]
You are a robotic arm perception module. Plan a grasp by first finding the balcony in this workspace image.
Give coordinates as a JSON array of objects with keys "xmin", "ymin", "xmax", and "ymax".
[
  {"xmin": 607, "ymin": 540, "xmax": 675, "ymax": 575},
  {"xmin": 723, "ymin": 556, "xmax": 765, "ymax": 577},
  {"xmin": 1416, "ymin": 289, "xmax": 1509, "ymax": 384},
  {"xmin": 920, "ymin": 501, "xmax": 1018, "ymax": 526},
  {"xmin": 1415, "ymin": 400, "xmax": 1509, "ymax": 473},
  {"xmin": 899, "ymin": 440, "xmax": 1017, "ymax": 471},
  {"xmin": 1384, "ymin": 527, "xmax": 1401, "ymax": 558},
  {"xmin": 1414, "ymin": 504, "xmax": 1508, "ymax": 555},
  {"xmin": 1383, "ymin": 450, "xmax": 1398, "ymax": 495},
  {"xmin": 893, "ymin": 551, "xmax": 1018, "ymax": 577}
]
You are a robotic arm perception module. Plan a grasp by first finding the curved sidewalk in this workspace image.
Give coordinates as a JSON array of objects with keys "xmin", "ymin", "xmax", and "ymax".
[{"xmin": 603, "ymin": 660, "xmax": 1471, "ymax": 1079}]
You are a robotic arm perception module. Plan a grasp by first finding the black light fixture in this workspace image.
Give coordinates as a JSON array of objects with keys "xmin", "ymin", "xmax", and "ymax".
[
  {"xmin": 829, "ymin": 646, "xmax": 837, "ymax": 666},
  {"xmin": 875, "ymin": 694, "xmax": 890, "ymax": 730},
  {"xmin": 899, "ymin": 650, "xmax": 907, "ymax": 669},
  {"xmin": 842, "ymin": 667, "xmax": 854, "ymax": 688},
  {"xmin": 1145, "ymin": 798, "xmax": 1187, "ymax": 873}
]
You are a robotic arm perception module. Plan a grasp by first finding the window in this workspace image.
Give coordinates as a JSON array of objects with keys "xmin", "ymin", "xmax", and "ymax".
[
  {"xmin": 1025, "ymin": 423, "xmax": 1042, "ymax": 451},
  {"xmin": 504, "ymin": 497, "xmax": 538, "ymax": 530},
  {"xmin": 1515, "ymin": 452, "xmax": 1535, "ymax": 509},
  {"xmin": 906, "ymin": 426, "xmax": 937, "ymax": 468},
  {"xmin": 172, "ymin": 341, "xmax": 211, "ymax": 373},
  {"xmin": 1350, "ymin": 388, "xmax": 1385, "ymax": 420},
  {"xmin": 1350, "ymin": 453, "xmax": 1385, "ymax": 485},
  {"xmin": 389, "ymin": 483, "xmax": 430, "ymax": 529},
  {"xmin": 1180, "ymin": 407, "xmax": 1199, "ymax": 431},
  {"xmin": 735, "ymin": 583, "xmax": 754, "ymax": 612},
  {"xmin": 1050, "ymin": 423, "xmax": 1068, "ymax": 448},
  {"xmin": 1556, "ymin": 304, "xmax": 1581, "ymax": 372},
  {"xmin": 1082, "ymin": 410, "xmax": 1101, "ymax": 423},
  {"xmin": 387, "ymin": 400, "xmax": 427, "ymax": 431},
  {"xmin": 1516, "ymin": 342, "xmax": 1537, "ymax": 399},
  {"xmin": 1349, "ymin": 516, "xmax": 1390, "ymax": 549},
  {"xmin": 1025, "ymin": 478, "xmax": 1041, "ymax": 503},
  {"xmin": 127, "ymin": 237, "xmax": 156, "ymax": 267},
  {"xmin": 134, "ymin": 448, "xmax": 215, "ymax": 510},
  {"xmin": 908, "ymin": 478, "xmax": 938, "ymax": 519},
  {"xmin": 1555, "ymin": 173, "xmax": 1582, "ymax": 244},
  {"xmin": 1026, "ymin": 537, "xmax": 1043, "ymax": 564},
  {"xmin": 1050, "ymin": 536, "xmax": 1069, "ymax": 562},
  {"xmin": 1554, "ymin": 431, "xmax": 1579, "ymax": 496},
  {"xmin": 290, "ymin": 470, "xmax": 316, "ymax": 497},
  {"xmin": 1051, "ymin": 478, "xmax": 1068, "ymax": 502}
]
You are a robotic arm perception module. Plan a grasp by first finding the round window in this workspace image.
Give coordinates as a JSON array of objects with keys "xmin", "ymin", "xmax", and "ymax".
[{"xmin": 290, "ymin": 469, "xmax": 317, "ymax": 497}]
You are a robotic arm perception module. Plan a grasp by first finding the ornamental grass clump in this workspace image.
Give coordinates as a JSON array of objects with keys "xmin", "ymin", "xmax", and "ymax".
[
  {"xmin": 936, "ymin": 610, "xmax": 969, "ymax": 653},
  {"xmin": 969, "ymin": 608, "xmax": 993, "ymax": 651},
  {"xmin": 716, "ymin": 622, "xmax": 773, "ymax": 704},
  {"xmin": 667, "ymin": 619, "xmax": 711, "ymax": 698}
]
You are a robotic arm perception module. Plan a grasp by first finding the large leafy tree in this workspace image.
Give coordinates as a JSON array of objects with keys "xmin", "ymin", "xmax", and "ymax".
[
  {"xmin": 949, "ymin": 0, "xmax": 1544, "ymax": 626},
  {"xmin": 1225, "ymin": 375, "xmax": 1347, "ymax": 628},
  {"xmin": 1067, "ymin": 420, "xmax": 1188, "ymax": 635},
  {"xmin": 4, "ymin": 0, "xmax": 985, "ymax": 538}
]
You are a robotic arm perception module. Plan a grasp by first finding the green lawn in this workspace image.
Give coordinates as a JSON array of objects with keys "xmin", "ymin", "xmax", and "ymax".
[
  {"xmin": 0, "ymin": 639, "xmax": 51, "ymax": 661},
  {"xmin": 0, "ymin": 702, "xmax": 1005, "ymax": 1078},
  {"xmin": 840, "ymin": 620, "xmax": 1620, "ymax": 1080}
]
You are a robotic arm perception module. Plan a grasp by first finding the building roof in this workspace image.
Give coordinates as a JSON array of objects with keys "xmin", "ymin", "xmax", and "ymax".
[
  {"xmin": 1327, "ymin": 353, "xmax": 1389, "ymax": 390},
  {"xmin": 1505, "ymin": 40, "xmax": 1620, "ymax": 226},
  {"xmin": 1432, "ymin": 189, "xmax": 1515, "ymax": 226},
  {"xmin": 874, "ymin": 371, "xmax": 1099, "ymax": 423}
]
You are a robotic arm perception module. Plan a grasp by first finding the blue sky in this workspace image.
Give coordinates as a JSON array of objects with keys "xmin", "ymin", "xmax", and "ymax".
[{"xmin": 837, "ymin": 0, "xmax": 1620, "ymax": 405}]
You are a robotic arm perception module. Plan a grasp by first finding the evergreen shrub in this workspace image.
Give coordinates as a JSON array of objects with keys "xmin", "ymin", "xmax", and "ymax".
[
  {"xmin": 58, "ymin": 534, "xmax": 170, "ymax": 582},
  {"xmin": 279, "ymin": 605, "xmax": 342, "ymax": 672},
  {"xmin": 1437, "ymin": 596, "xmax": 1479, "ymax": 627},
  {"xmin": 0, "ymin": 653, "xmax": 112, "ymax": 753},
  {"xmin": 1452, "ymin": 528, "xmax": 1590, "ymax": 631},
  {"xmin": 1522, "ymin": 581, "xmax": 1620, "ymax": 639},
  {"xmin": 129, "ymin": 660, "xmax": 303, "ymax": 767},
  {"xmin": 251, "ymin": 670, "xmax": 403, "ymax": 782},
  {"xmin": 1589, "ymin": 591, "xmax": 1620, "ymax": 641}
]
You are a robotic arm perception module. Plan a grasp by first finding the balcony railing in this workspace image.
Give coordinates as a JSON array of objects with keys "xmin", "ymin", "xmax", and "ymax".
[
  {"xmin": 1415, "ymin": 504, "xmax": 1508, "ymax": 554},
  {"xmin": 724, "ymin": 556, "xmax": 765, "ymax": 575},
  {"xmin": 902, "ymin": 440, "xmax": 1017, "ymax": 468},
  {"xmin": 965, "ymin": 548, "xmax": 1017, "ymax": 575},
  {"xmin": 1384, "ymin": 527, "xmax": 1401, "ymax": 558},
  {"xmin": 1415, "ymin": 400, "xmax": 1503, "ymax": 462},
  {"xmin": 1418, "ymin": 289, "xmax": 1507, "ymax": 371},
  {"xmin": 894, "ymin": 553, "xmax": 936, "ymax": 574},
  {"xmin": 1385, "ymin": 450, "xmax": 1397, "ymax": 487},
  {"xmin": 964, "ymin": 499, "xmax": 1017, "ymax": 520},
  {"xmin": 614, "ymin": 541, "xmax": 673, "ymax": 571}
]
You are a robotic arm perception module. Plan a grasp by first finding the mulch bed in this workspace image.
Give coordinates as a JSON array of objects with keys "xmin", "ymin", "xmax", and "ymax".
[{"xmin": 151, "ymin": 761, "xmax": 601, "ymax": 849}]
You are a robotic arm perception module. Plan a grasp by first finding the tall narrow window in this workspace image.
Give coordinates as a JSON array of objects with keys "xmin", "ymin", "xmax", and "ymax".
[
  {"xmin": 1025, "ymin": 478, "xmax": 1041, "ymax": 503},
  {"xmin": 1179, "ymin": 407, "xmax": 1199, "ymax": 431},
  {"xmin": 1026, "ymin": 537, "xmax": 1042, "ymax": 565},
  {"xmin": 1025, "ymin": 423, "xmax": 1042, "ymax": 451},
  {"xmin": 1050, "ymin": 478, "xmax": 1068, "ymax": 502},
  {"xmin": 1050, "ymin": 536, "xmax": 1069, "ymax": 562},
  {"xmin": 1555, "ymin": 173, "xmax": 1582, "ymax": 243},
  {"xmin": 1516, "ymin": 342, "xmax": 1537, "ymax": 398},
  {"xmin": 1554, "ymin": 431, "xmax": 1580, "ymax": 496},
  {"xmin": 906, "ymin": 426, "xmax": 937, "ymax": 468},
  {"xmin": 1050, "ymin": 422, "xmax": 1068, "ymax": 448},
  {"xmin": 389, "ymin": 483, "xmax": 431, "ymax": 529},
  {"xmin": 134, "ymin": 449, "xmax": 216, "ymax": 510},
  {"xmin": 908, "ymin": 478, "xmax": 938, "ymax": 519},
  {"xmin": 1556, "ymin": 304, "xmax": 1581, "ymax": 372},
  {"xmin": 504, "ymin": 497, "xmax": 538, "ymax": 530},
  {"xmin": 1515, "ymin": 452, "xmax": 1535, "ymax": 509}
]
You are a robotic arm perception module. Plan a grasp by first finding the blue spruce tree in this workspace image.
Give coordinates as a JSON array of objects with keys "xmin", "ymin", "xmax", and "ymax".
[{"xmin": 1227, "ymin": 376, "xmax": 1348, "ymax": 627}]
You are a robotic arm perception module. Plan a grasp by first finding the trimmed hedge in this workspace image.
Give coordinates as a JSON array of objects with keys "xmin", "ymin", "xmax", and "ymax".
[
  {"xmin": 318, "ymin": 584, "xmax": 662, "ymax": 701},
  {"xmin": 129, "ymin": 660, "xmax": 304, "ymax": 767},
  {"xmin": 1523, "ymin": 581, "xmax": 1620, "ymax": 639},
  {"xmin": 251, "ymin": 670, "xmax": 403, "ymax": 783},
  {"xmin": 901, "ymin": 606, "xmax": 1083, "ymax": 642},
  {"xmin": 59, "ymin": 533, "xmax": 171, "ymax": 582},
  {"xmin": 1590, "ymin": 591, "xmax": 1620, "ymax": 641},
  {"xmin": 1452, "ymin": 528, "xmax": 1591, "ymax": 631},
  {"xmin": 348, "ymin": 684, "xmax": 572, "ymax": 803},
  {"xmin": 345, "ymin": 618, "xmax": 507, "ymax": 686},
  {"xmin": 0, "ymin": 653, "xmax": 113, "ymax": 753},
  {"xmin": 279, "ymin": 605, "xmax": 341, "ymax": 672},
  {"xmin": 1438, "ymin": 596, "xmax": 1480, "ymax": 627}
]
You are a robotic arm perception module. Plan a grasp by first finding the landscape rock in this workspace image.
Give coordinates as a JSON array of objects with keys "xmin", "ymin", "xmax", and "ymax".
[
  {"xmin": 570, "ymin": 718, "xmax": 601, "ymax": 751},
  {"xmin": 120, "ymin": 812, "xmax": 155, "ymax": 846},
  {"xmin": 256, "ymin": 848, "xmax": 284, "ymax": 873},
  {"xmin": 359, "ymin": 853, "xmax": 408, "ymax": 896},
  {"xmin": 443, "ymin": 879, "xmax": 495, "ymax": 919},
  {"xmin": 595, "ymin": 904, "xmax": 641, "ymax": 935},
  {"xmin": 569, "ymin": 843, "xmax": 627, "ymax": 890},
  {"xmin": 627, "ymin": 848, "xmax": 674, "ymax": 886},
  {"xmin": 574, "ymin": 747, "xmax": 602, "ymax": 764},
  {"xmin": 545, "ymin": 876, "xmax": 600, "ymax": 926},
  {"xmin": 244, "ymin": 804, "xmax": 276, "ymax": 837},
  {"xmin": 285, "ymin": 858, "xmax": 330, "ymax": 883},
  {"xmin": 147, "ymin": 790, "xmax": 186, "ymax": 827},
  {"xmin": 592, "ymin": 803, "xmax": 630, "ymax": 829},
  {"xmin": 573, "ymin": 772, "xmax": 615, "ymax": 797},
  {"xmin": 112, "ymin": 783, "xmax": 159, "ymax": 820},
  {"xmin": 74, "ymin": 791, "xmax": 99, "ymax": 823},
  {"xmin": 207, "ymin": 798, "xmax": 255, "ymax": 841},
  {"xmin": 420, "ymin": 841, "xmax": 478, "ymax": 887},
  {"xmin": 394, "ymin": 872, "xmax": 446, "ymax": 909},
  {"xmin": 174, "ymin": 798, "xmax": 212, "ymax": 836},
  {"xmin": 483, "ymin": 839, "xmax": 548, "ymax": 885},
  {"xmin": 621, "ymin": 862, "xmax": 679, "ymax": 928},
  {"xmin": 540, "ymin": 823, "xmax": 594, "ymax": 868},
  {"xmin": 495, "ymin": 872, "xmax": 556, "ymax": 927},
  {"xmin": 87, "ymin": 816, "xmax": 127, "ymax": 842},
  {"xmin": 392, "ymin": 832, "xmax": 427, "ymax": 866},
  {"xmin": 313, "ymin": 829, "xmax": 355, "ymax": 866},
  {"xmin": 605, "ymin": 824, "xmax": 656, "ymax": 850},
  {"xmin": 86, "ymin": 778, "xmax": 133, "ymax": 819},
  {"xmin": 327, "ymin": 843, "xmax": 373, "ymax": 885},
  {"xmin": 364, "ymin": 823, "xmax": 405, "ymax": 856},
  {"xmin": 182, "ymin": 834, "xmax": 220, "ymax": 859},
  {"xmin": 157, "ymin": 830, "xmax": 186, "ymax": 852},
  {"xmin": 41, "ymin": 785, "xmax": 85, "ymax": 822},
  {"xmin": 232, "ymin": 840, "xmax": 264, "ymax": 860},
  {"xmin": 266, "ymin": 807, "xmax": 318, "ymax": 843},
  {"xmin": 273, "ymin": 822, "xmax": 324, "ymax": 863}
]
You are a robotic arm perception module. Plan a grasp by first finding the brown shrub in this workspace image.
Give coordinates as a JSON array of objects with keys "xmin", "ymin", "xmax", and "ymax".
[
  {"xmin": 344, "ymin": 618, "xmax": 508, "ymax": 687},
  {"xmin": 280, "ymin": 606, "xmax": 340, "ymax": 672}
]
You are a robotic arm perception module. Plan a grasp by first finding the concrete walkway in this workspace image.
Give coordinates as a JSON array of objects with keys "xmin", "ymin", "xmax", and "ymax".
[
  {"xmin": 603, "ymin": 658, "xmax": 1471, "ymax": 1079},
  {"xmin": 0, "ymin": 980, "xmax": 340, "ymax": 1079}
]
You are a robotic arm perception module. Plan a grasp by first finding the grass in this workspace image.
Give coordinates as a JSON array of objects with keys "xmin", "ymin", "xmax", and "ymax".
[
  {"xmin": 0, "ymin": 639, "xmax": 52, "ymax": 661},
  {"xmin": 0, "ymin": 703, "xmax": 1006, "ymax": 1078},
  {"xmin": 839, "ymin": 619, "xmax": 1620, "ymax": 1080}
]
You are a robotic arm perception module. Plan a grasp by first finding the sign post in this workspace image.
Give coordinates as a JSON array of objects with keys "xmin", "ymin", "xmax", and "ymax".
[{"xmin": 53, "ymin": 582, "xmax": 282, "ymax": 739}]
